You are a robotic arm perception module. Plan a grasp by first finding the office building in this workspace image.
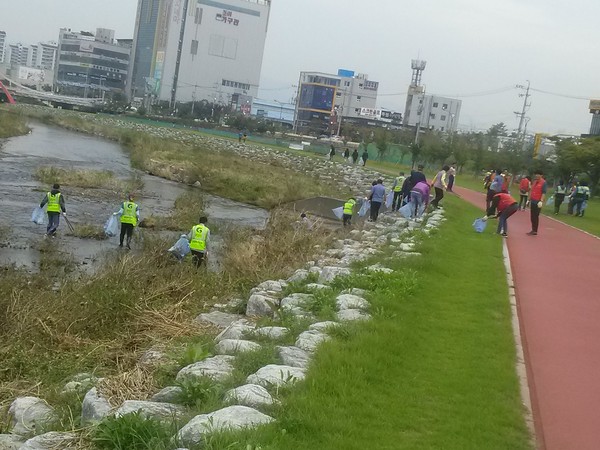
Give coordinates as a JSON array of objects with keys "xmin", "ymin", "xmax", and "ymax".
[
  {"xmin": 35, "ymin": 42, "xmax": 58, "ymax": 71},
  {"xmin": 8, "ymin": 43, "xmax": 29, "ymax": 67},
  {"xmin": 589, "ymin": 100, "xmax": 600, "ymax": 136},
  {"xmin": 54, "ymin": 28, "xmax": 131, "ymax": 97},
  {"xmin": 251, "ymin": 98, "xmax": 294, "ymax": 125},
  {"xmin": 129, "ymin": 0, "xmax": 271, "ymax": 106},
  {"xmin": 0, "ymin": 31, "xmax": 5, "ymax": 64},
  {"xmin": 405, "ymin": 94, "xmax": 461, "ymax": 132}
]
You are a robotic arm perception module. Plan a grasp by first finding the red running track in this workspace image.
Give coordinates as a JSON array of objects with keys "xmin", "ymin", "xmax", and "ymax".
[{"xmin": 454, "ymin": 186, "xmax": 600, "ymax": 450}]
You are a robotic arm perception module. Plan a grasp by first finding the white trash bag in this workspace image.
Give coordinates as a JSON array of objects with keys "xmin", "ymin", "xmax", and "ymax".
[
  {"xmin": 332, "ymin": 206, "xmax": 344, "ymax": 220},
  {"xmin": 168, "ymin": 235, "xmax": 190, "ymax": 261},
  {"xmin": 399, "ymin": 202, "xmax": 413, "ymax": 219},
  {"xmin": 358, "ymin": 200, "xmax": 370, "ymax": 217},
  {"xmin": 31, "ymin": 207, "xmax": 45, "ymax": 225},
  {"xmin": 385, "ymin": 193, "xmax": 394, "ymax": 209},
  {"xmin": 104, "ymin": 215, "xmax": 119, "ymax": 237}
]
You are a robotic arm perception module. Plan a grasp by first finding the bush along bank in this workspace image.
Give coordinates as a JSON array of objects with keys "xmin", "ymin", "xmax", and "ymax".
[
  {"xmin": 0, "ymin": 208, "xmax": 443, "ymax": 449},
  {"xmin": 0, "ymin": 108, "xmax": 30, "ymax": 139}
]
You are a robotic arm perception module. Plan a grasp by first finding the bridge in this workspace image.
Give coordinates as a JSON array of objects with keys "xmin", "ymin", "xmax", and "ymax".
[{"xmin": 0, "ymin": 70, "xmax": 101, "ymax": 108}]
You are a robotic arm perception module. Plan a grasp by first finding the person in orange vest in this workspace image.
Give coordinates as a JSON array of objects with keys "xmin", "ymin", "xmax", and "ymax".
[
  {"xmin": 484, "ymin": 192, "xmax": 519, "ymax": 237},
  {"xmin": 501, "ymin": 170, "xmax": 511, "ymax": 193},
  {"xmin": 527, "ymin": 170, "xmax": 547, "ymax": 236},
  {"xmin": 518, "ymin": 176, "xmax": 531, "ymax": 210}
]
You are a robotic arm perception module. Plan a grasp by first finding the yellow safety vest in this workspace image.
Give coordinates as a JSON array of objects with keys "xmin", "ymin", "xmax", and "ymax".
[
  {"xmin": 190, "ymin": 224, "xmax": 209, "ymax": 251},
  {"xmin": 394, "ymin": 176, "xmax": 405, "ymax": 192},
  {"xmin": 47, "ymin": 192, "xmax": 61, "ymax": 212},
  {"xmin": 120, "ymin": 201, "xmax": 138, "ymax": 226},
  {"xmin": 343, "ymin": 199, "xmax": 356, "ymax": 215}
]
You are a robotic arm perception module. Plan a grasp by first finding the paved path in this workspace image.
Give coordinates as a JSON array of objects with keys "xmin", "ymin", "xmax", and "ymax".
[{"xmin": 454, "ymin": 187, "xmax": 600, "ymax": 450}]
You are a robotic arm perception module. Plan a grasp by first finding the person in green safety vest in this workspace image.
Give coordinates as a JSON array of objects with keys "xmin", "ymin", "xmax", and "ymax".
[
  {"xmin": 188, "ymin": 216, "xmax": 210, "ymax": 267},
  {"xmin": 342, "ymin": 197, "xmax": 356, "ymax": 227},
  {"xmin": 113, "ymin": 194, "xmax": 140, "ymax": 249},
  {"xmin": 39, "ymin": 183, "xmax": 67, "ymax": 237},
  {"xmin": 391, "ymin": 172, "xmax": 406, "ymax": 211}
]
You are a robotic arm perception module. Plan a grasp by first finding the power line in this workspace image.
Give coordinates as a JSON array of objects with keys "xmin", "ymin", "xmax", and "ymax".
[
  {"xmin": 529, "ymin": 87, "xmax": 597, "ymax": 101},
  {"xmin": 377, "ymin": 85, "xmax": 515, "ymax": 98}
]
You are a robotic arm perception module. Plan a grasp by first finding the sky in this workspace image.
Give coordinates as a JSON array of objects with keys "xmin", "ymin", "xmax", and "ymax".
[{"xmin": 2, "ymin": 0, "xmax": 600, "ymax": 135}]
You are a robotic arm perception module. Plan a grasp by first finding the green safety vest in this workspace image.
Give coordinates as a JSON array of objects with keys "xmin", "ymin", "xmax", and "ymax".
[
  {"xmin": 47, "ymin": 192, "xmax": 61, "ymax": 212},
  {"xmin": 190, "ymin": 224, "xmax": 209, "ymax": 251},
  {"xmin": 394, "ymin": 176, "xmax": 406, "ymax": 192},
  {"xmin": 343, "ymin": 199, "xmax": 356, "ymax": 215},
  {"xmin": 120, "ymin": 201, "xmax": 138, "ymax": 226}
]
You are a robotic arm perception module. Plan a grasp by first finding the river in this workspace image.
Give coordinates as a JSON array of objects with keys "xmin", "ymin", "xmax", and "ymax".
[{"xmin": 0, "ymin": 122, "xmax": 269, "ymax": 271}]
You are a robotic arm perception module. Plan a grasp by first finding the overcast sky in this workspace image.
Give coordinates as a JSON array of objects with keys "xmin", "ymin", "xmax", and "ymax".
[{"xmin": 2, "ymin": 0, "xmax": 600, "ymax": 134}]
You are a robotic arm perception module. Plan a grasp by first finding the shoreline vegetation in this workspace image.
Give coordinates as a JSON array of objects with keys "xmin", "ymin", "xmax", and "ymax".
[{"xmin": 0, "ymin": 108, "xmax": 30, "ymax": 139}]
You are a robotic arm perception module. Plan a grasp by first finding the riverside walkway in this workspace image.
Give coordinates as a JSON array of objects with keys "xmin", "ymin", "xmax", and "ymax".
[{"xmin": 455, "ymin": 186, "xmax": 600, "ymax": 450}]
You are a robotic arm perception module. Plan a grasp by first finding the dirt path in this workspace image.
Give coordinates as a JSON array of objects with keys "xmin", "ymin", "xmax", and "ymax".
[{"xmin": 454, "ymin": 186, "xmax": 600, "ymax": 450}]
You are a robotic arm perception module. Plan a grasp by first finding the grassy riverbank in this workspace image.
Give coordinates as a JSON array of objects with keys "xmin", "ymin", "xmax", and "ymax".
[
  {"xmin": 17, "ymin": 107, "xmax": 347, "ymax": 209},
  {"xmin": 195, "ymin": 195, "xmax": 531, "ymax": 450},
  {"xmin": 0, "ymin": 109, "xmax": 30, "ymax": 138}
]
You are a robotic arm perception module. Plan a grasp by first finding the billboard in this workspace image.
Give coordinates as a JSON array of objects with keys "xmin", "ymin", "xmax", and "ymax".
[
  {"xmin": 18, "ymin": 66, "xmax": 45, "ymax": 83},
  {"xmin": 298, "ymin": 83, "xmax": 335, "ymax": 112},
  {"xmin": 359, "ymin": 107, "xmax": 382, "ymax": 120},
  {"xmin": 590, "ymin": 100, "xmax": 600, "ymax": 112}
]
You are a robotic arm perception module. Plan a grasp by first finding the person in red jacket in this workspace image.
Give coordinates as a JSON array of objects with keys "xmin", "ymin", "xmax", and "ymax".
[
  {"xmin": 518, "ymin": 176, "xmax": 531, "ymax": 210},
  {"xmin": 485, "ymin": 192, "xmax": 519, "ymax": 237},
  {"xmin": 527, "ymin": 170, "xmax": 547, "ymax": 236}
]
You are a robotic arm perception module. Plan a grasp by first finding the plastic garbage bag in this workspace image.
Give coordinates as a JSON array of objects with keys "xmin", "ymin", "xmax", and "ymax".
[
  {"xmin": 582, "ymin": 200, "xmax": 588, "ymax": 211},
  {"xmin": 418, "ymin": 203, "xmax": 426, "ymax": 217},
  {"xmin": 399, "ymin": 203, "xmax": 413, "ymax": 219},
  {"xmin": 358, "ymin": 200, "xmax": 370, "ymax": 217},
  {"xmin": 385, "ymin": 193, "xmax": 394, "ymax": 209},
  {"xmin": 546, "ymin": 196, "xmax": 554, "ymax": 206},
  {"xmin": 332, "ymin": 206, "xmax": 344, "ymax": 220},
  {"xmin": 31, "ymin": 207, "xmax": 45, "ymax": 225},
  {"xmin": 168, "ymin": 235, "xmax": 190, "ymax": 261},
  {"xmin": 472, "ymin": 218, "xmax": 487, "ymax": 233},
  {"xmin": 104, "ymin": 215, "xmax": 119, "ymax": 237}
]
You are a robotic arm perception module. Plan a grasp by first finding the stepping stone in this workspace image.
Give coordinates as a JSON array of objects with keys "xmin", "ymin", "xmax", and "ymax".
[
  {"xmin": 8, "ymin": 397, "xmax": 56, "ymax": 436},
  {"xmin": 319, "ymin": 266, "xmax": 351, "ymax": 283},
  {"xmin": 309, "ymin": 321, "xmax": 340, "ymax": 332},
  {"xmin": 0, "ymin": 434, "xmax": 24, "ymax": 450},
  {"xmin": 280, "ymin": 293, "xmax": 314, "ymax": 309},
  {"xmin": 176, "ymin": 355, "xmax": 235, "ymax": 382},
  {"xmin": 151, "ymin": 386, "xmax": 183, "ymax": 403},
  {"xmin": 215, "ymin": 320, "xmax": 255, "ymax": 342},
  {"xmin": 253, "ymin": 326, "xmax": 289, "ymax": 340},
  {"xmin": 178, "ymin": 406, "xmax": 274, "ymax": 446},
  {"xmin": 194, "ymin": 311, "xmax": 245, "ymax": 328},
  {"xmin": 224, "ymin": 384, "xmax": 274, "ymax": 408},
  {"xmin": 287, "ymin": 269, "xmax": 309, "ymax": 283},
  {"xmin": 295, "ymin": 330, "xmax": 330, "ymax": 353},
  {"xmin": 215, "ymin": 339, "xmax": 261, "ymax": 355},
  {"xmin": 276, "ymin": 346, "xmax": 311, "ymax": 369},
  {"xmin": 246, "ymin": 294, "xmax": 279, "ymax": 317},
  {"xmin": 115, "ymin": 400, "xmax": 185, "ymax": 421},
  {"xmin": 335, "ymin": 294, "xmax": 369, "ymax": 310},
  {"xmin": 336, "ymin": 309, "xmax": 371, "ymax": 322},
  {"xmin": 81, "ymin": 388, "xmax": 111, "ymax": 425},
  {"xmin": 20, "ymin": 432, "xmax": 78, "ymax": 450},
  {"xmin": 246, "ymin": 364, "xmax": 306, "ymax": 387},
  {"xmin": 306, "ymin": 283, "xmax": 329, "ymax": 291}
]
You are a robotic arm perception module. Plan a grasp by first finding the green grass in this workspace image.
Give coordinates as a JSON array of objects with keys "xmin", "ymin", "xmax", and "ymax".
[
  {"xmin": 199, "ymin": 195, "xmax": 532, "ymax": 450},
  {"xmin": 34, "ymin": 166, "xmax": 144, "ymax": 195},
  {"xmin": 0, "ymin": 108, "xmax": 30, "ymax": 138},
  {"xmin": 93, "ymin": 412, "xmax": 180, "ymax": 450}
]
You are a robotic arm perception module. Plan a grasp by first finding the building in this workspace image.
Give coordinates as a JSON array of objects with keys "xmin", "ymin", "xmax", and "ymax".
[
  {"xmin": 405, "ymin": 94, "xmax": 461, "ymax": 132},
  {"xmin": 295, "ymin": 69, "xmax": 389, "ymax": 134},
  {"xmin": 251, "ymin": 98, "xmax": 294, "ymax": 125},
  {"xmin": 54, "ymin": 28, "xmax": 131, "ymax": 98},
  {"xmin": 0, "ymin": 31, "xmax": 5, "ymax": 64},
  {"xmin": 589, "ymin": 100, "xmax": 600, "ymax": 136},
  {"xmin": 35, "ymin": 42, "xmax": 58, "ymax": 71},
  {"xmin": 8, "ymin": 43, "xmax": 30, "ymax": 67},
  {"xmin": 129, "ymin": 0, "xmax": 271, "ymax": 107}
]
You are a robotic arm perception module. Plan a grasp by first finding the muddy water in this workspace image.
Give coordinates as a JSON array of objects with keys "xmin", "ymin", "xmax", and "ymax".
[{"xmin": 0, "ymin": 123, "xmax": 269, "ymax": 271}]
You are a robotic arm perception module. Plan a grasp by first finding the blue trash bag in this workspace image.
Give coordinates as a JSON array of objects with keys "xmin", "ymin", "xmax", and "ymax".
[
  {"xmin": 546, "ymin": 196, "xmax": 555, "ymax": 206},
  {"xmin": 399, "ymin": 202, "xmax": 413, "ymax": 219},
  {"xmin": 358, "ymin": 200, "xmax": 370, "ymax": 217},
  {"xmin": 385, "ymin": 193, "xmax": 394, "ymax": 209},
  {"xmin": 31, "ymin": 206, "xmax": 45, "ymax": 225},
  {"xmin": 472, "ymin": 218, "xmax": 487, "ymax": 233},
  {"xmin": 332, "ymin": 206, "xmax": 344, "ymax": 220},
  {"xmin": 104, "ymin": 215, "xmax": 119, "ymax": 237},
  {"xmin": 168, "ymin": 235, "xmax": 190, "ymax": 261}
]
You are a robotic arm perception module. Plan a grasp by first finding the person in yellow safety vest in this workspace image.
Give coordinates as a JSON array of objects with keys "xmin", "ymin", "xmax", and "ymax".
[
  {"xmin": 188, "ymin": 216, "xmax": 210, "ymax": 267},
  {"xmin": 113, "ymin": 194, "xmax": 140, "ymax": 249},
  {"xmin": 391, "ymin": 172, "xmax": 406, "ymax": 211},
  {"xmin": 39, "ymin": 183, "xmax": 66, "ymax": 237},
  {"xmin": 342, "ymin": 197, "xmax": 356, "ymax": 227}
]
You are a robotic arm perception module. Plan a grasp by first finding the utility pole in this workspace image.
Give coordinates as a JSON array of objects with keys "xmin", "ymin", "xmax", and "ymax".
[{"xmin": 515, "ymin": 80, "xmax": 531, "ymax": 140}]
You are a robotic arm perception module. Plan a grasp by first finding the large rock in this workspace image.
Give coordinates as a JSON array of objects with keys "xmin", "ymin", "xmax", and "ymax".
[
  {"xmin": 280, "ymin": 293, "xmax": 314, "ymax": 309},
  {"xmin": 81, "ymin": 388, "xmax": 111, "ymax": 425},
  {"xmin": 335, "ymin": 294, "xmax": 369, "ymax": 310},
  {"xmin": 252, "ymin": 280, "xmax": 286, "ymax": 293},
  {"xmin": 295, "ymin": 330, "xmax": 330, "ymax": 353},
  {"xmin": 246, "ymin": 364, "xmax": 306, "ymax": 387},
  {"xmin": 176, "ymin": 355, "xmax": 236, "ymax": 382},
  {"xmin": 115, "ymin": 400, "xmax": 184, "ymax": 421},
  {"xmin": 253, "ymin": 326, "xmax": 289, "ymax": 340},
  {"xmin": 0, "ymin": 434, "xmax": 24, "ymax": 450},
  {"xmin": 151, "ymin": 386, "xmax": 183, "ymax": 403},
  {"xmin": 336, "ymin": 309, "xmax": 371, "ymax": 322},
  {"xmin": 246, "ymin": 294, "xmax": 279, "ymax": 317},
  {"xmin": 8, "ymin": 397, "xmax": 57, "ymax": 436},
  {"xmin": 276, "ymin": 346, "xmax": 311, "ymax": 368},
  {"xmin": 215, "ymin": 339, "xmax": 261, "ymax": 355},
  {"xmin": 286, "ymin": 269, "xmax": 309, "ymax": 283},
  {"xmin": 308, "ymin": 321, "xmax": 340, "ymax": 332},
  {"xmin": 194, "ymin": 311, "xmax": 245, "ymax": 328},
  {"xmin": 215, "ymin": 320, "xmax": 255, "ymax": 342},
  {"xmin": 224, "ymin": 384, "xmax": 274, "ymax": 408},
  {"xmin": 178, "ymin": 406, "xmax": 274, "ymax": 446},
  {"xmin": 318, "ymin": 266, "xmax": 351, "ymax": 283},
  {"xmin": 20, "ymin": 432, "xmax": 78, "ymax": 450}
]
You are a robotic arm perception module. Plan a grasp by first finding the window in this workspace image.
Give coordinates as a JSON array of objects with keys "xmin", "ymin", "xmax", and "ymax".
[
  {"xmin": 355, "ymin": 108, "xmax": 360, "ymax": 113},
  {"xmin": 432, "ymin": 102, "xmax": 438, "ymax": 108},
  {"xmin": 359, "ymin": 83, "xmax": 363, "ymax": 88},
  {"xmin": 356, "ymin": 96, "xmax": 361, "ymax": 102},
  {"xmin": 336, "ymin": 92, "xmax": 341, "ymax": 97},
  {"xmin": 344, "ymin": 81, "xmax": 350, "ymax": 86},
  {"xmin": 191, "ymin": 40, "xmax": 198, "ymax": 55},
  {"xmin": 441, "ymin": 115, "xmax": 446, "ymax": 121},
  {"xmin": 430, "ymin": 113, "xmax": 436, "ymax": 119},
  {"xmin": 441, "ymin": 127, "xmax": 445, "ymax": 131},
  {"xmin": 442, "ymin": 103, "xmax": 448, "ymax": 110},
  {"xmin": 195, "ymin": 7, "xmax": 203, "ymax": 24}
]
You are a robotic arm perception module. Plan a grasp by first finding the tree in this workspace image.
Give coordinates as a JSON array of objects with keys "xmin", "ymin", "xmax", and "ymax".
[
  {"xmin": 374, "ymin": 129, "xmax": 390, "ymax": 160},
  {"xmin": 556, "ymin": 137, "xmax": 600, "ymax": 194}
]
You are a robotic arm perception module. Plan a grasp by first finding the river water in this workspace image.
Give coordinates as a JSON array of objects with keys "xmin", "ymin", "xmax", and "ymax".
[{"xmin": 0, "ymin": 123, "xmax": 269, "ymax": 271}]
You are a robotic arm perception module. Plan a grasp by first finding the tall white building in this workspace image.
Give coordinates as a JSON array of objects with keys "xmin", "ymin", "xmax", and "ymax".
[
  {"xmin": 8, "ymin": 43, "xmax": 29, "ymax": 67},
  {"xmin": 405, "ymin": 94, "xmax": 461, "ymax": 132},
  {"xmin": 129, "ymin": 0, "xmax": 271, "ymax": 106},
  {"xmin": 36, "ymin": 42, "xmax": 58, "ymax": 71},
  {"xmin": 0, "ymin": 31, "xmax": 6, "ymax": 64}
]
